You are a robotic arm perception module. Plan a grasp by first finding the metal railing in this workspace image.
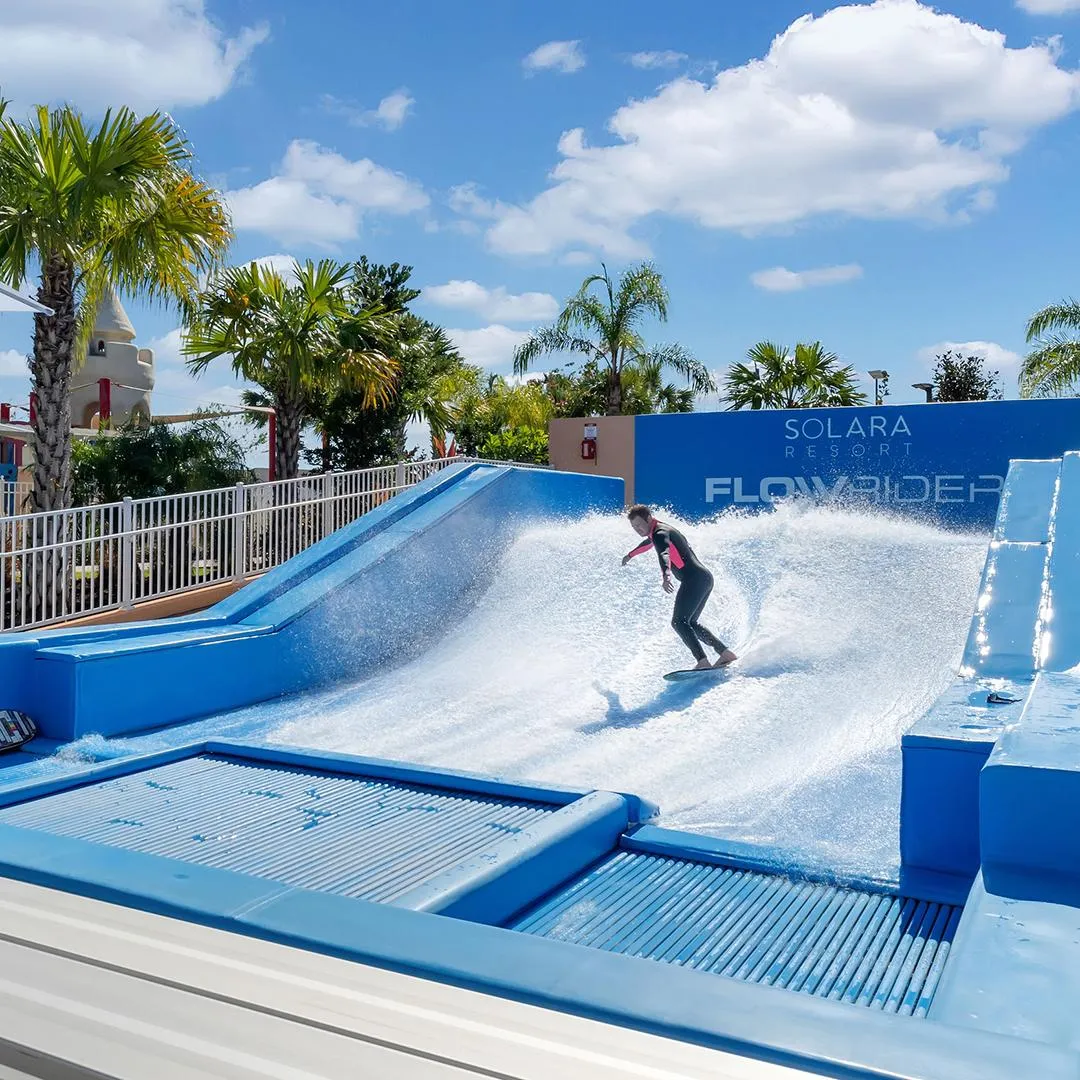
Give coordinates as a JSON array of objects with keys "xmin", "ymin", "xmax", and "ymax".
[
  {"xmin": 0, "ymin": 456, "xmax": 544, "ymax": 632},
  {"xmin": 1, "ymin": 481, "xmax": 32, "ymax": 518}
]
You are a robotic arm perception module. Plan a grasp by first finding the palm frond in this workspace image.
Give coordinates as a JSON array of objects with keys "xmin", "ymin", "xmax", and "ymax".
[
  {"xmin": 513, "ymin": 325, "xmax": 594, "ymax": 376},
  {"xmin": 642, "ymin": 342, "xmax": 716, "ymax": 395},
  {"xmin": 1019, "ymin": 335, "xmax": 1080, "ymax": 398},
  {"xmin": 1025, "ymin": 300, "xmax": 1080, "ymax": 344}
]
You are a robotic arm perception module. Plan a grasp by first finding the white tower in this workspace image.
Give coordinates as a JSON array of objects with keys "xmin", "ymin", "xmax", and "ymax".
[{"xmin": 71, "ymin": 288, "xmax": 154, "ymax": 429}]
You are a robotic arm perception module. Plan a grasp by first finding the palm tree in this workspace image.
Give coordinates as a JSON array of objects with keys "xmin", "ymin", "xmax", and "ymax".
[
  {"xmin": 1020, "ymin": 299, "xmax": 1080, "ymax": 397},
  {"xmin": 723, "ymin": 341, "xmax": 867, "ymax": 410},
  {"xmin": 513, "ymin": 262, "xmax": 715, "ymax": 415},
  {"xmin": 623, "ymin": 350, "xmax": 697, "ymax": 413},
  {"xmin": 183, "ymin": 259, "xmax": 398, "ymax": 480},
  {"xmin": 0, "ymin": 102, "xmax": 232, "ymax": 511}
]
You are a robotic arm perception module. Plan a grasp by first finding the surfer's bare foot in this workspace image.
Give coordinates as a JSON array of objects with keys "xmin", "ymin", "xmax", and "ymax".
[
  {"xmin": 692, "ymin": 658, "xmax": 713, "ymax": 670},
  {"xmin": 714, "ymin": 649, "xmax": 738, "ymax": 667}
]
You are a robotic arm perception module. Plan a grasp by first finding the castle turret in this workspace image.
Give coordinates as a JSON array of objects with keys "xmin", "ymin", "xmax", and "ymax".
[{"xmin": 71, "ymin": 287, "xmax": 154, "ymax": 429}]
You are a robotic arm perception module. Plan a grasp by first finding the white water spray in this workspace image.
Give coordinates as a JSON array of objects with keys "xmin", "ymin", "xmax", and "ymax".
[{"xmin": 257, "ymin": 502, "xmax": 987, "ymax": 878}]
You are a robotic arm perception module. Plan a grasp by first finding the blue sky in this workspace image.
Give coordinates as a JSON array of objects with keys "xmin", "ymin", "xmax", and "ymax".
[{"xmin": 2, "ymin": 0, "xmax": 1080, "ymax": 460}]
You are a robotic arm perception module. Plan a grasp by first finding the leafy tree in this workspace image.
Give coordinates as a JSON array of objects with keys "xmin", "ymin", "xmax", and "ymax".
[
  {"xmin": 71, "ymin": 418, "xmax": 255, "ymax": 504},
  {"xmin": 478, "ymin": 427, "xmax": 549, "ymax": 465},
  {"xmin": 183, "ymin": 259, "xmax": 398, "ymax": 480},
  {"xmin": 0, "ymin": 100, "xmax": 232, "ymax": 511},
  {"xmin": 1019, "ymin": 299, "xmax": 1080, "ymax": 398},
  {"xmin": 349, "ymin": 256, "xmax": 420, "ymax": 311},
  {"xmin": 722, "ymin": 341, "xmax": 866, "ymax": 410},
  {"xmin": 931, "ymin": 350, "xmax": 1004, "ymax": 402},
  {"xmin": 452, "ymin": 373, "xmax": 553, "ymax": 456},
  {"xmin": 513, "ymin": 262, "xmax": 715, "ymax": 415},
  {"xmin": 307, "ymin": 259, "xmax": 472, "ymax": 469}
]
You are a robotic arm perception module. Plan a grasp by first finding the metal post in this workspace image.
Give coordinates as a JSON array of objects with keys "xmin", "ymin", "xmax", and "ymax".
[
  {"xmin": 395, "ymin": 462, "xmax": 406, "ymax": 491},
  {"xmin": 268, "ymin": 412, "xmax": 276, "ymax": 483},
  {"xmin": 120, "ymin": 496, "xmax": 134, "ymax": 609},
  {"xmin": 98, "ymin": 378, "xmax": 111, "ymax": 428},
  {"xmin": 232, "ymin": 483, "xmax": 245, "ymax": 581},
  {"xmin": 322, "ymin": 470, "xmax": 333, "ymax": 539}
]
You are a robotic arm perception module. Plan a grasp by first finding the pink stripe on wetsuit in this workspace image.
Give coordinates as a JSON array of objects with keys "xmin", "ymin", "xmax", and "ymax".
[{"xmin": 626, "ymin": 520, "xmax": 685, "ymax": 572}]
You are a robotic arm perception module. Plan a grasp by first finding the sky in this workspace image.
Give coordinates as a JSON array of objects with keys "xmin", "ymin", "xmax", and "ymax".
[{"xmin": 2, "ymin": 0, "xmax": 1080, "ymax": 463}]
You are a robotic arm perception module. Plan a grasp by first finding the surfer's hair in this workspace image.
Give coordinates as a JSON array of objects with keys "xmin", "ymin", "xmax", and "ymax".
[{"xmin": 626, "ymin": 504, "xmax": 652, "ymax": 522}]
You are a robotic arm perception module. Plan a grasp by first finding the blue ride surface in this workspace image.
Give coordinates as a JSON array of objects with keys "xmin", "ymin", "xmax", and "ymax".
[{"xmin": 2, "ymin": 458, "xmax": 1080, "ymax": 1076}]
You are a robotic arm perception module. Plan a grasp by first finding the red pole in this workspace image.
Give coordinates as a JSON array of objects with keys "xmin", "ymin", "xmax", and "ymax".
[
  {"xmin": 268, "ymin": 410, "xmax": 276, "ymax": 482},
  {"xmin": 98, "ymin": 377, "xmax": 111, "ymax": 429},
  {"xmin": 29, "ymin": 393, "xmax": 37, "ymax": 425},
  {"xmin": 0, "ymin": 403, "xmax": 9, "ymax": 422}
]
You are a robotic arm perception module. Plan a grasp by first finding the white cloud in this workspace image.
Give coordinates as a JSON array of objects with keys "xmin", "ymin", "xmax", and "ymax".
[
  {"xmin": 448, "ymin": 183, "xmax": 500, "ymax": 219},
  {"xmin": 1016, "ymin": 0, "xmax": 1080, "ymax": 13},
  {"xmin": 423, "ymin": 281, "xmax": 558, "ymax": 323},
  {"xmin": 751, "ymin": 264, "xmax": 864, "ymax": 291},
  {"xmin": 147, "ymin": 328, "xmax": 249, "ymax": 413},
  {"xmin": 0, "ymin": 350, "xmax": 28, "ymax": 378},
  {"xmin": 251, "ymin": 254, "xmax": 300, "ymax": 283},
  {"xmin": 917, "ymin": 340, "xmax": 1022, "ymax": 368},
  {"xmin": 628, "ymin": 50, "xmax": 688, "ymax": 69},
  {"xmin": 446, "ymin": 326, "xmax": 532, "ymax": 372},
  {"xmin": 560, "ymin": 250, "xmax": 596, "ymax": 266},
  {"xmin": 0, "ymin": 0, "xmax": 267, "ymax": 113},
  {"xmin": 371, "ymin": 90, "xmax": 415, "ymax": 129},
  {"xmin": 226, "ymin": 140, "xmax": 429, "ymax": 247},
  {"xmin": 523, "ymin": 40, "xmax": 586, "ymax": 75},
  {"xmin": 321, "ymin": 89, "xmax": 415, "ymax": 131},
  {"xmin": 468, "ymin": 0, "xmax": 1080, "ymax": 258}
]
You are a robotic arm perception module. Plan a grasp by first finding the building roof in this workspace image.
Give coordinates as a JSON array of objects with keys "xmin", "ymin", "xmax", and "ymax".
[
  {"xmin": 93, "ymin": 287, "xmax": 136, "ymax": 342},
  {"xmin": 0, "ymin": 281, "xmax": 53, "ymax": 315}
]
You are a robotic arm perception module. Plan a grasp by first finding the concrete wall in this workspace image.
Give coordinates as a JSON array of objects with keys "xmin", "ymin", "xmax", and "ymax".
[{"xmin": 548, "ymin": 416, "xmax": 635, "ymax": 504}]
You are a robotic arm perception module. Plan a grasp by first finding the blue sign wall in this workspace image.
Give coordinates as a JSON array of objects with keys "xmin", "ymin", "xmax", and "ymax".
[{"xmin": 634, "ymin": 399, "xmax": 1080, "ymax": 530}]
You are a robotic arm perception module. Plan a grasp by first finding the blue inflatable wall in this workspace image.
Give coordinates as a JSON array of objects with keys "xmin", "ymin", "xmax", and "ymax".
[{"xmin": 634, "ymin": 399, "xmax": 1080, "ymax": 529}]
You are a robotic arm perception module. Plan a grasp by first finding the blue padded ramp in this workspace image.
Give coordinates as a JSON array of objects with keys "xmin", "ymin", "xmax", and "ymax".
[
  {"xmin": 992, "ymin": 458, "xmax": 1060, "ymax": 543},
  {"xmin": 511, "ymin": 849, "xmax": 961, "ymax": 1016},
  {"xmin": 14, "ymin": 465, "xmax": 623, "ymax": 742},
  {"xmin": 900, "ymin": 457, "xmax": 1059, "ymax": 888},
  {"xmin": 0, "ymin": 753, "xmax": 563, "ymax": 904},
  {"xmin": 0, "ymin": 742, "xmax": 647, "ymax": 925},
  {"xmin": 1041, "ymin": 451, "xmax": 1080, "ymax": 671}
]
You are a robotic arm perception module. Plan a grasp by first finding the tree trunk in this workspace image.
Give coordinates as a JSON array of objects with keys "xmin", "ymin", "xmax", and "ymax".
[
  {"xmin": 31, "ymin": 255, "xmax": 77, "ymax": 513},
  {"xmin": 605, "ymin": 365, "xmax": 623, "ymax": 415},
  {"xmin": 273, "ymin": 390, "xmax": 303, "ymax": 481},
  {"xmin": 20, "ymin": 256, "xmax": 78, "ymax": 624}
]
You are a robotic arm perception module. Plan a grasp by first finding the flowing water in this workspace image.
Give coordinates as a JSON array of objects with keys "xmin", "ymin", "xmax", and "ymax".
[{"xmin": 218, "ymin": 501, "xmax": 988, "ymax": 879}]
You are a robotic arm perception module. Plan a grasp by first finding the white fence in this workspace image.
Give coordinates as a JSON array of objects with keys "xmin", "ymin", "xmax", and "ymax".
[
  {"xmin": 0, "ymin": 457, "xmax": 542, "ymax": 633},
  {"xmin": 1, "ymin": 481, "xmax": 32, "ymax": 518}
]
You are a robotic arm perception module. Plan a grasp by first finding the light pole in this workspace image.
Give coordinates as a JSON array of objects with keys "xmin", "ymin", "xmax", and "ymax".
[
  {"xmin": 868, "ymin": 369, "xmax": 888, "ymax": 406},
  {"xmin": 912, "ymin": 382, "xmax": 934, "ymax": 403}
]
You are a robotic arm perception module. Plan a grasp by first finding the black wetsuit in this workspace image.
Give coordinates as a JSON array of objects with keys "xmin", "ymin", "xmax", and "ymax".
[{"xmin": 626, "ymin": 522, "xmax": 728, "ymax": 662}]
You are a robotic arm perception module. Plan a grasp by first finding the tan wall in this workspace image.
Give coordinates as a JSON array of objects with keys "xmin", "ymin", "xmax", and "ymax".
[{"xmin": 549, "ymin": 415, "xmax": 635, "ymax": 505}]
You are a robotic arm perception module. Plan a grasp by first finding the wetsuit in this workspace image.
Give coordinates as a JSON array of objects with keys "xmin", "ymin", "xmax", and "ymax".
[{"xmin": 625, "ymin": 522, "xmax": 728, "ymax": 662}]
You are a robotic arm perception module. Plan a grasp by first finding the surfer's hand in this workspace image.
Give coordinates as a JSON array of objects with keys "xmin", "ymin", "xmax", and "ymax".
[
  {"xmin": 662, "ymin": 574, "xmax": 674, "ymax": 594},
  {"xmin": 622, "ymin": 555, "xmax": 630, "ymax": 566}
]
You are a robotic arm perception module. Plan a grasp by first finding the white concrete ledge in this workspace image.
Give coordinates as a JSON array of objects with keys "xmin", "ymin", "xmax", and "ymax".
[{"xmin": 0, "ymin": 877, "xmax": 808, "ymax": 1079}]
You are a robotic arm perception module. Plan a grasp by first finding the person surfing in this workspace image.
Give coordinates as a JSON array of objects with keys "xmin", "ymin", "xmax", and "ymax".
[{"xmin": 622, "ymin": 504, "xmax": 737, "ymax": 672}]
